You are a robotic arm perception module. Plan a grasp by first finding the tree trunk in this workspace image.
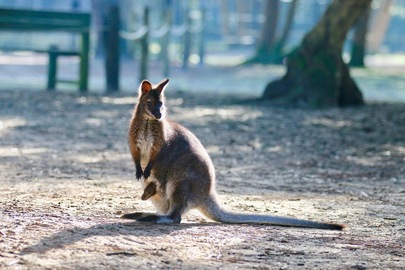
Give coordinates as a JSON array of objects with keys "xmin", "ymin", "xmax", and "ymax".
[
  {"xmin": 272, "ymin": 0, "xmax": 298, "ymax": 64},
  {"xmin": 367, "ymin": 0, "xmax": 394, "ymax": 53},
  {"xmin": 103, "ymin": 1, "xmax": 120, "ymax": 92},
  {"xmin": 263, "ymin": 0, "xmax": 372, "ymax": 107},
  {"xmin": 91, "ymin": 0, "xmax": 106, "ymax": 58},
  {"xmin": 350, "ymin": 4, "xmax": 371, "ymax": 67},
  {"xmin": 245, "ymin": 0, "xmax": 279, "ymax": 64},
  {"xmin": 257, "ymin": 0, "xmax": 279, "ymax": 55}
]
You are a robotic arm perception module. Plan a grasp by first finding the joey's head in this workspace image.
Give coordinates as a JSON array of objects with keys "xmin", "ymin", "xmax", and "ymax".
[{"xmin": 137, "ymin": 78, "xmax": 169, "ymax": 120}]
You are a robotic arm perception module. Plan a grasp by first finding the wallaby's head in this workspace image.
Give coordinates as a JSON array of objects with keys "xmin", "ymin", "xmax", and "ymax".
[{"xmin": 137, "ymin": 79, "xmax": 169, "ymax": 120}]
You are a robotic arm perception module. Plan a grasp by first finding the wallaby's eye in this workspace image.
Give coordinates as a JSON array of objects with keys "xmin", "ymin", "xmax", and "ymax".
[{"xmin": 146, "ymin": 100, "xmax": 152, "ymax": 106}]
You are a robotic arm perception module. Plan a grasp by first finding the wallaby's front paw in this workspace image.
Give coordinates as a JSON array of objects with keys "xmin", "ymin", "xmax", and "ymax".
[
  {"xmin": 135, "ymin": 161, "xmax": 143, "ymax": 180},
  {"xmin": 135, "ymin": 169, "xmax": 143, "ymax": 180},
  {"xmin": 144, "ymin": 162, "xmax": 154, "ymax": 179},
  {"xmin": 143, "ymin": 168, "xmax": 151, "ymax": 179}
]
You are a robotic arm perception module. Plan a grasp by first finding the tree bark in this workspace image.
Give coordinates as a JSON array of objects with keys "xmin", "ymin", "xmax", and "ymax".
[{"xmin": 263, "ymin": 0, "xmax": 372, "ymax": 107}]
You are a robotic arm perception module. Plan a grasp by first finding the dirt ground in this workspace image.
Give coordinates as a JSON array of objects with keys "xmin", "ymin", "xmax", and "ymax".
[{"xmin": 0, "ymin": 89, "xmax": 404, "ymax": 269}]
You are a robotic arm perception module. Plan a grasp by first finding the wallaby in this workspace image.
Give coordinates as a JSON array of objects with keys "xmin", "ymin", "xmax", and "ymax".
[{"xmin": 124, "ymin": 78, "xmax": 346, "ymax": 230}]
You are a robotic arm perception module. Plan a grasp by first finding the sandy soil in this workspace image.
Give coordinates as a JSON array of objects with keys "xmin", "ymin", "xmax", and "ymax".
[{"xmin": 0, "ymin": 89, "xmax": 404, "ymax": 269}]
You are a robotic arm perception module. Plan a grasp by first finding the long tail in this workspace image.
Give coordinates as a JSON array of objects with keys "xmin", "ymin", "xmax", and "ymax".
[{"xmin": 199, "ymin": 196, "xmax": 346, "ymax": 230}]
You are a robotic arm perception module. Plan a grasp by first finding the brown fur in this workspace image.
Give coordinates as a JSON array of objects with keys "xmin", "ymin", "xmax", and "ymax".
[{"xmin": 128, "ymin": 79, "xmax": 168, "ymax": 181}]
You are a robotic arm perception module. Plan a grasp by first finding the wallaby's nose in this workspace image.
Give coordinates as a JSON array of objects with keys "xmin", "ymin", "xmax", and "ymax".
[{"xmin": 154, "ymin": 111, "xmax": 162, "ymax": 119}]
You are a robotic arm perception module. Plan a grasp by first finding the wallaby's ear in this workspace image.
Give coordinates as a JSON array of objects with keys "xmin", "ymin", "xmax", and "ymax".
[
  {"xmin": 156, "ymin": 78, "xmax": 169, "ymax": 92},
  {"xmin": 140, "ymin": 80, "xmax": 152, "ymax": 94}
]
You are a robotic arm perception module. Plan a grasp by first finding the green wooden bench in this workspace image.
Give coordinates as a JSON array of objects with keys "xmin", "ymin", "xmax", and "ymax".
[{"xmin": 0, "ymin": 8, "xmax": 91, "ymax": 92}]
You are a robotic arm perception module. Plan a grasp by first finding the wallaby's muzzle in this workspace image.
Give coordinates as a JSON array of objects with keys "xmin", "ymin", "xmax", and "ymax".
[
  {"xmin": 153, "ymin": 111, "xmax": 162, "ymax": 119},
  {"xmin": 150, "ymin": 105, "xmax": 163, "ymax": 120}
]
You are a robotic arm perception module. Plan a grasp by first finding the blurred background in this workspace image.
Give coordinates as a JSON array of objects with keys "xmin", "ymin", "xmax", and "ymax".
[{"xmin": 0, "ymin": 0, "xmax": 404, "ymax": 101}]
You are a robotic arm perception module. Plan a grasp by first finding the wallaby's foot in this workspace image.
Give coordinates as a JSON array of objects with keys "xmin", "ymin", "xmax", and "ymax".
[
  {"xmin": 121, "ymin": 212, "xmax": 153, "ymax": 220},
  {"xmin": 121, "ymin": 212, "xmax": 181, "ymax": 224},
  {"xmin": 141, "ymin": 182, "xmax": 157, "ymax": 200},
  {"xmin": 137, "ymin": 214, "xmax": 181, "ymax": 224}
]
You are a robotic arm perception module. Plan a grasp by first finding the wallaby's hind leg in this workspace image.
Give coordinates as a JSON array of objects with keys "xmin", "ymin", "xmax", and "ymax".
[
  {"xmin": 124, "ymin": 187, "xmax": 188, "ymax": 224},
  {"xmin": 137, "ymin": 195, "xmax": 186, "ymax": 224}
]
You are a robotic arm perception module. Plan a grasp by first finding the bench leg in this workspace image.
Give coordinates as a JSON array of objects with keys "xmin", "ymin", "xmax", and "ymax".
[
  {"xmin": 79, "ymin": 32, "xmax": 90, "ymax": 93},
  {"xmin": 47, "ymin": 52, "xmax": 57, "ymax": 91}
]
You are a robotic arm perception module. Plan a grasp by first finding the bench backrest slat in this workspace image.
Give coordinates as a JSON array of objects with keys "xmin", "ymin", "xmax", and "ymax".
[{"xmin": 0, "ymin": 8, "xmax": 90, "ymax": 32}]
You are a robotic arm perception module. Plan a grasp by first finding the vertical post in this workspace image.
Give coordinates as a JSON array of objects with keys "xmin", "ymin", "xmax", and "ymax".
[
  {"xmin": 182, "ymin": 11, "xmax": 191, "ymax": 69},
  {"xmin": 140, "ymin": 7, "xmax": 149, "ymax": 82},
  {"xmin": 198, "ymin": 9, "xmax": 205, "ymax": 65},
  {"xmin": 162, "ymin": 9, "xmax": 171, "ymax": 77},
  {"xmin": 79, "ymin": 31, "xmax": 90, "ymax": 92},
  {"xmin": 104, "ymin": 3, "xmax": 120, "ymax": 92},
  {"xmin": 47, "ymin": 45, "xmax": 58, "ymax": 91},
  {"xmin": 71, "ymin": 0, "xmax": 80, "ymax": 49}
]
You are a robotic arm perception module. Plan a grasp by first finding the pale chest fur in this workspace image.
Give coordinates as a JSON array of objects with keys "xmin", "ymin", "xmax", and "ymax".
[{"xmin": 136, "ymin": 126, "xmax": 155, "ymax": 169}]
